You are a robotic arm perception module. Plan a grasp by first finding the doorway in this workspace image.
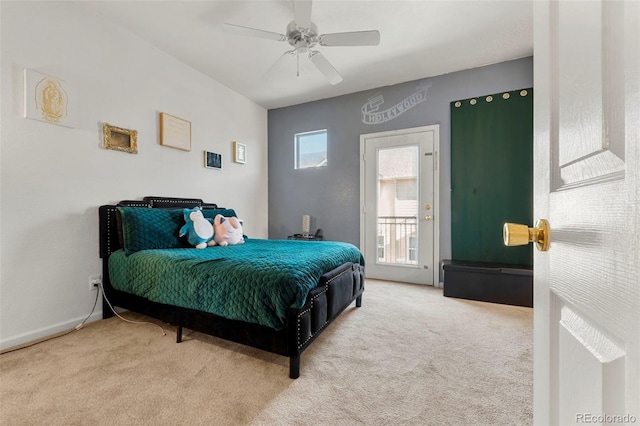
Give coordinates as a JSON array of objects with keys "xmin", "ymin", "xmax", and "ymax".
[{"xmin": 360, "ymin": 125, "xmax": 440, "ymax": 285}]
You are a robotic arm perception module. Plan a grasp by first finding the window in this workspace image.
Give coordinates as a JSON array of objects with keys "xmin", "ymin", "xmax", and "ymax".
[{"xmin": 295, "ymin": 130, "xmax": 327, "ymax": 169}]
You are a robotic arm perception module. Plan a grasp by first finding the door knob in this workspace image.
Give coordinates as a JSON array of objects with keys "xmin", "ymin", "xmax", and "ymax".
[
  {"xmin": 503, "ymin": 219, "xmax": 551, "ymax": 252},
  {"xmin": 425, "ymin": 215, "xmax": 432, "ymax": 221}
]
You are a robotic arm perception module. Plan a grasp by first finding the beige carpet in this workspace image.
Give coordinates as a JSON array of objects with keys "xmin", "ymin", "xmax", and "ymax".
[{"xmin": 0, "ymin": 279, "xmax": 532, "ymax": 425}]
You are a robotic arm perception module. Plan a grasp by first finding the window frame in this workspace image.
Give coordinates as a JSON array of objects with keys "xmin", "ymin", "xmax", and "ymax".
[{"xmin": 294, "ymin": 129, "xmax": 328, "ymax": 169}]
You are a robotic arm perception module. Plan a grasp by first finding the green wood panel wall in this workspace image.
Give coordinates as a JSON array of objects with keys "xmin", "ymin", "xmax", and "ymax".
[{"xmin": 451, "ymin": 89, "xmax": 533, "ymax": 266}]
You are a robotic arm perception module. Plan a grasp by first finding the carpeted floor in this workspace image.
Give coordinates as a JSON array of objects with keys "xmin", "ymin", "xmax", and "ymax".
[{"xmin": 0, "ymin": 279, "xmax": 532, "ymax": 425}]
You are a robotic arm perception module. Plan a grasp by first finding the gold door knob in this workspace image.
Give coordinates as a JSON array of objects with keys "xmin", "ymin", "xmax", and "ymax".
[
  {"xmin": 425, "ymin": 215, "xmax": 432, "ymax": 221},
  {"xmin": 503, "ymin": 219, "xmax": 551, "ymax": 252}
]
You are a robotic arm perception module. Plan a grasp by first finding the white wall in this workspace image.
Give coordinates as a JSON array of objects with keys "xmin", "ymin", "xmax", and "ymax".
[{"xmin": 0, "ymin": 2, "xmax": 268, "ymax": 350}]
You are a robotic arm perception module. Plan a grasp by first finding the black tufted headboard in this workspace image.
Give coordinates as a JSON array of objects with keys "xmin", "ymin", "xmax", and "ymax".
[{"xmin": 98, "ymin": 196, "xmax": 219, "ymax": 259}]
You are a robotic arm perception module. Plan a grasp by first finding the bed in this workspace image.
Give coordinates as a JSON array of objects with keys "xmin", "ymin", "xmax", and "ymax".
[{"xmin": 99, "ymin": 196, "xmax": 365, "ymax": 378}]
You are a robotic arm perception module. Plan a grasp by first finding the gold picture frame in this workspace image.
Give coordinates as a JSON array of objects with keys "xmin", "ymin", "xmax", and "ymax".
[
  {"xmin": 233, "ymin": 141, "xmax": 246, "ymax": 164},
  {"xmin": 103, "ymin": 123, "xmax": 138, "ymax": 154},
  {"xmin": 160, "ymin": 112, "xmax": 191, "ymax": 151}
]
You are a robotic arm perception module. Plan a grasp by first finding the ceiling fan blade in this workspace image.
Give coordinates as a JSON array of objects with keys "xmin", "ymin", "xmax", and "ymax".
[
  {"xmin": 263, "ymin": 50, "xmax": 297, "ymax": 80},
  {"xmin": 309, "ymin": 51, "xmax": 343, "ymax": 85},
  {"xmin": 319, "ymin": 30, "xmax": 380, "ymax": 47},
  {"xmin": 293, "ymin": 0, "xmax": 313, "ymax": 29},
  {"xmin": 222, "ymin": 23, "xmax": 286, "ymax": 42}
]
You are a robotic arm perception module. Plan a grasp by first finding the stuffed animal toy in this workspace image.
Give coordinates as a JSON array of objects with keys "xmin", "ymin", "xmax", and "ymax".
[
  {"xmin": 179, "ymin": 207, "xmax": 215, "ymax": 249},
  {"xmin": 212, "ymin": 214, "xmax": 245, "ymax": 246}
]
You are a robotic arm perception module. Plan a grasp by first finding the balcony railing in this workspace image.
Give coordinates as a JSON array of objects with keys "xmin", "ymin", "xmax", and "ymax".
[{"xmin": 377, "ymin": 216, "xmax": 418, "ymax": 265}]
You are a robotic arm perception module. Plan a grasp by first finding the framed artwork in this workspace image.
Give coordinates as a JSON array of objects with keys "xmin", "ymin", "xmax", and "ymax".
[
  {"xmin": 204, "ymin": 151, "xmax": 222, "ymax": 170},
  {"xmin": 23, "ymin": 68, "xmax": 77, "ymax": 128},
  {"xmin": 233, "ymin": 141, "xmax": 246, "ymax": 164},
  {"xmin": 103, "ymin": 123, "xmax": 138, "ymax": 154},
  {"xmin": 160, "ymin": 112, "xmax": 191, "ymax": 151}
]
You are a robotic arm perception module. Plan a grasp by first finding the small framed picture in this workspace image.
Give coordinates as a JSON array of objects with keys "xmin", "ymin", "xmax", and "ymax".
[
  {"xmin": 160, "ymin": 112, "xmax": 191, "ymax": 151},
  {"xmin": 233, "ymin": 141, "xmax": 246, "ymax": 164},
  {"xmin": 204, "ymin": 151, "xmax": 222, "ymax": 170},
  {"xmin": 103, "ymin": 123, "xmax": 138, "ymax": 154}
]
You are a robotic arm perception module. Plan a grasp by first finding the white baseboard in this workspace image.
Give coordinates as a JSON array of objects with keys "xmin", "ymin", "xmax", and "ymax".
[{"xmin": 0, "ymin": 311, "xmax": 103, "ymax": 352}]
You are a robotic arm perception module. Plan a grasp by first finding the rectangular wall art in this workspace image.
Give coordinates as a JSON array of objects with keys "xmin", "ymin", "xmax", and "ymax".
[
  {"xmin": 233, "ymin": 141, "xmax": 246, "ymax": 164},
  {"xmin": 204, "ymin": 151, "xmax": 222, "ymax": 170},
  {"xmin": 160, "ymin": 112, "xmax": 191, "ymax": 151},
  {"xmin": 103, "ymin": 123, "xmax": 138, "ymax": 154},
  {"xmin": 23, "ymin": 68, "xmax": 77, "ymax": 128}
]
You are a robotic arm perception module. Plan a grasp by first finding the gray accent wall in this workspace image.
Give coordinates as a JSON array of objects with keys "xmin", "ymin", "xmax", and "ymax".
[{"xmin": 268, "ymin": 57, "xmax": 533, "ymax": 265}]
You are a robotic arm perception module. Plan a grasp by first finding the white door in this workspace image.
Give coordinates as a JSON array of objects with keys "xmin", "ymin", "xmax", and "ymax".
[
  {"xmin": 360, "ymin": 125, "xmax": 439, "ymax": 285},
  {"xmin": 533, "ymin": 1, "xmax": 639, "ymax": 423}
]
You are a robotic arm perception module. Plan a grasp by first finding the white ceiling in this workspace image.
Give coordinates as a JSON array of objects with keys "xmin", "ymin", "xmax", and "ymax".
[{"xmin": 85, "ymin": 0, "xmax": 533, "ymax": 109}]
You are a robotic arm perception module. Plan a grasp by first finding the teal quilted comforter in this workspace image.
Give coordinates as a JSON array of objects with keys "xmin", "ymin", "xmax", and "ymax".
[{"xmin": 108, "ymin": 239, "xmax": 363, "ymax": 330}]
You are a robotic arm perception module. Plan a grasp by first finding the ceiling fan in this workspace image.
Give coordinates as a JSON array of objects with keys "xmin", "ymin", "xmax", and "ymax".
[{"xmin": 222, "ymin": 0, "xmax": 380, "ymax": 85}]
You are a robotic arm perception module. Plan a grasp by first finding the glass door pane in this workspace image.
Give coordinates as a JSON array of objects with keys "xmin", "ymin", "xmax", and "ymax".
[{"xmin": 376, "ymin": 145, "xmax": 419, "ymax": 266}]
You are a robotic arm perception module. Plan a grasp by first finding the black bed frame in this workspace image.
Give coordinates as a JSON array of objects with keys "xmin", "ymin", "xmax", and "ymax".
[{"xmin": 98, "ymin": 196, "xmax": 364, "ymax": 378}]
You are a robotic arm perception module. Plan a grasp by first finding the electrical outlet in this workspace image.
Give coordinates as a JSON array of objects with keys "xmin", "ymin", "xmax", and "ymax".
[{"xmin": 89, "ymin": 275, "xmax": 102, "ymax": 291}]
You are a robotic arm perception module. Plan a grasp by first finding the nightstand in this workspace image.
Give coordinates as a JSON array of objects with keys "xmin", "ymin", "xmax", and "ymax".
[
  {"xmin": 287, "ymin": 234, "xmax": 323, "ymax": 241},
  {"xmin": 288, "ymin": 229, "xmax": 323, "ymax": 241}
]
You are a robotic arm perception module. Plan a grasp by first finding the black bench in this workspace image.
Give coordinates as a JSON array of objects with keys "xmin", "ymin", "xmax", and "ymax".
[{"xmin": 443, "ymin": 260, "xmax": 533, "ymax": 308}]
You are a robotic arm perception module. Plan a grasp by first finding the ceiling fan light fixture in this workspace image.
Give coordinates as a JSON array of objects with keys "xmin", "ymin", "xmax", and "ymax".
[
  {"xmin": 286, "ymin": 21, "xmax": 318, "ymax": 49},
  {"xmin": 223, "ymin": 0, "xmax": 379, "ymax": 85}
]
